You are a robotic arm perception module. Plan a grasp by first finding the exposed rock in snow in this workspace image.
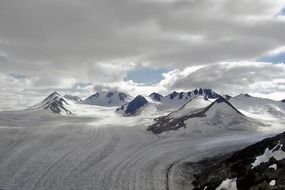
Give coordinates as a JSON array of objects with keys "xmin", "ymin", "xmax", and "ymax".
[
  {"xmin": 116, "ymin": 95, "xmax": 149, "ymax": 116},
  {"xmin": 224, "ymin": 94, "xmax": 232, "ymax": 100},
  {"xmin": 149, "ymin": 92, "xmax": 164, "ymax": 102},
  {"xmin": 83, "ymin": 91, "xmax": 132, "ymax": 107}
]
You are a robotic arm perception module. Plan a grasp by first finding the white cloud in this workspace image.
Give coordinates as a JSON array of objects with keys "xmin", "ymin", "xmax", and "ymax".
[
  {"xmin": 0, "ymin": 0, "xmax": 285, "ymax": 109},
  {"xmin": 160, "ymin": 62, "xmax": 285, "ymax": 100}
]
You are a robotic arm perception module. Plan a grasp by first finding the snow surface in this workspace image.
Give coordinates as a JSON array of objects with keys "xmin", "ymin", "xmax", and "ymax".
[
  {"xmin": 269, "ymin": 180, "xmax": 276, "ymax": 186},
  {"xmin": 230, "ymin": 94, "xmax": 285, "ymax": 132},
  {"xmin": 0, "ymin": 103, "xmax": 278, "ymax": 190},
  {"xmin": 252, "ymin": 142, "xmax": 285, "ymax": 168},
  {"xmin": 175, "ymin": 99, "xmax": 261, "ymax": 137},
  {"xmin": 269, "ymin": 164, "xmax": 277, "ymax": 170},
  {"xmin": 215, "ymin": 178, "xmax": 237, "ymax": 190},
  {"xmin": 169, "ymin": 96, "xmax": 212, "ymax": 118}
]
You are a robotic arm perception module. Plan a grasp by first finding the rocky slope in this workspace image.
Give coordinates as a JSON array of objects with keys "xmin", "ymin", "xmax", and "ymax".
[
  {"xmin": 116, "ymin": 95, "xmax": 148, "ymax": 116},
  {"xmin": 148, "ymin": 96, "xmax": 260, "ymax": 134},
  {"xmin": 191, "ymin": 131, "xmax": 285, "ymax": 190}
]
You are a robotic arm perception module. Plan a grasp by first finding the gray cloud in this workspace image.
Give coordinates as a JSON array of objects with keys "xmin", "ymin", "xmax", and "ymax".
[
  {"xmin": 160, "ymin": 62, "xmax": 285, "ymax": 99},
  {"xmin": 0, "ymin": 0, "xmax": 285, "ymax": 108}
]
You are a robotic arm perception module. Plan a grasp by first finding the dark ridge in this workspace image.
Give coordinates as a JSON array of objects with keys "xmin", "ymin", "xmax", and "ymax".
[
  {"xmin": 215, "ymin": 96, "xmax": 244, "ymax": 115},
  {"xmin": 42, "ymin": 91, "xmax": 61, "ymax": 102},
  {"xmin": 224, "ymin": 94, "xmax": 232, "ymax": 100},
  {"xmin": 179, "ymin": 92, "xmax": 184, "ymax": 99},
  {"xmin": 203, "ymin": 89, "xmax": 219, "ymax": 99},
  {"xmin": 281, "ymin": 99, "xmax": 285, "ymax": 103},
  {"xmin": 118, "ymin": 92, "xmax": 128, "ymax": 101}
]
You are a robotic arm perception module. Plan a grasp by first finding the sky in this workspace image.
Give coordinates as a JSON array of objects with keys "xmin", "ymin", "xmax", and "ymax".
[{"xmin": 0, "ymin": 0, "xmax": 285, "ymax": 110}]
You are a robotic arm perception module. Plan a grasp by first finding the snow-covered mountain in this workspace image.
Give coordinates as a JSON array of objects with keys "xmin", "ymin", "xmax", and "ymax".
[
  {"xmin": 192, "ymin": 131, "xmax": 285, "ymax": 190},
  {"xmin": 83, "ymin": 91, "xmax": 132, "ymax": 107},
  {"xmin": 150, "ymin": 88, "xmax": 219, "ymax": 111},
  {"xmin": 116, "ymin": 95, "xmax": 149, "ymax": 116},
  {"xmin": 149, "ymin": 92, "xmax": 164, "ymax": 102},
  {"xmin": 64, "ymin": 95, "xmax": 83, "ymax": 103},
  {"xmin": 148, "ymin": 96, "xmax": 261, "ymax": 134},
  {"xmin": 35, "ymin": 91, "xmax": 72, "ymax": 115},
  {"xmin": 230, "ymin": 93, "xmax": 285, "ymax": 120}
]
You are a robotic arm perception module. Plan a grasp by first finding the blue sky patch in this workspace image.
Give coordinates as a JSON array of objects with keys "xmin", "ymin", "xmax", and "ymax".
[
  {"xmin": 277, "ymin": 7, "xmax": 285, "ymax": 16},
  {"xmin": 125, "ymin": 67, "xmax": 170, "ymax": 84},
  {"xmin": 259, "ymin": 52, "xmax": 285, "ymax": 64}
]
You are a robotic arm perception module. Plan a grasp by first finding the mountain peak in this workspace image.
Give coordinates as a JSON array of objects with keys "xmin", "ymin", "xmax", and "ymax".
[
  {"xmin": 83, "ymin": 91, "xmax": 132, "ymax": 107},
  {"xmin": 37, "ymin": 91, "xmax": 72, "ymax": 115},
  {"xmin": 148, "ymin": 95, "xmax": 246, "ymax": 134},
  {"xmin": 149, "ymin": 92, "xmax": 164, "ymax": 101},
  {"xmin": 117, "ymin": 95, "xmax": 148, "ymax": 116}
]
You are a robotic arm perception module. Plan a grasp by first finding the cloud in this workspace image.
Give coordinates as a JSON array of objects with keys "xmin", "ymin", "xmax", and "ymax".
[
  {"xmin": 0, "ymin": 0, "xmax": 285, "ymax": 108},
  {"xmin": 160, "ymin": 62, "xmax": 285, "ymax": 100}
]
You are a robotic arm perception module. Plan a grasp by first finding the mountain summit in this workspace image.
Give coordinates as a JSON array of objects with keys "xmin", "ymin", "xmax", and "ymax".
[
  {"xmin": 148, "ymin": 96, "xmax": 258, "ymax": 134},
  {"xmin": 83, "ymin": 91, "xmax": 132, "ymax": 107},
  {"xmin": 116, "ymin": 95, "xmax": 149, "ymax": 116},
  {"xmin": 36, "ymin": 91, "xmax": 72, "ymax": 114}
]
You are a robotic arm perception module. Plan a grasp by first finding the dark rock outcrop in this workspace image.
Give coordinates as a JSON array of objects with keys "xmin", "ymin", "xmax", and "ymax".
[
  {"xmin": 149, "ymin": 92, "xmax": 164, "ymax": 102},
  {"xmin": 191, "ymin": 132, "xmax": 285, "ymax": 190},
  {"xmin": 117, "ymin": 95, "xmax": 148, "ymax": 116}
]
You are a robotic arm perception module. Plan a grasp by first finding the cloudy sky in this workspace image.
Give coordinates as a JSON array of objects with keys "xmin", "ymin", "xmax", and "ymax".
[{"xmin": 0, "ymin": 0, "xmax": 285, "ymax": 110}]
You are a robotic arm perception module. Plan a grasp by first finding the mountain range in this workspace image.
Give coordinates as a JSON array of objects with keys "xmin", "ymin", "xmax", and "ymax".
[{"xmin": 35, "ymin": 89, "xmax": 285, "ymax": 122}]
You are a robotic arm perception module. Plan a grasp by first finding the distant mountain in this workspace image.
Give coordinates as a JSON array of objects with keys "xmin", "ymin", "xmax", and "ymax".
[
  {"xmin": 149, "ymin": 92, "xmax": 164, "ymax": 102},
  {"xmin": 192, "ymin": 131, "xmax": 285, "ymax": 190},
  {"xmin": 281, "ymin": 99, "xmax": 285, "ymax": 103},
  {"xmin": 231, "ymin": 93, "xmax": 285, "ymax": 119},
  {"xmin": 116, "ymin": 95, "xmax": 148, "ymax": 116},
  {"xmin": 83, "ymin": 91, "xmax": 132, "ymax": 107},
  {"xmin": 148, "ymin": 96, "xmax": 259, "ymax": 134},
  {"xmin": 64, "ymin": 95, "xmax": 83, "ymax": 103},
  {"xmin": 36, "ymin": 91, "xmax": 72, "ymax": 114},
  {"xmin": 153, "ymin": 88, "xmax": 219, "ymax": 111}
]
